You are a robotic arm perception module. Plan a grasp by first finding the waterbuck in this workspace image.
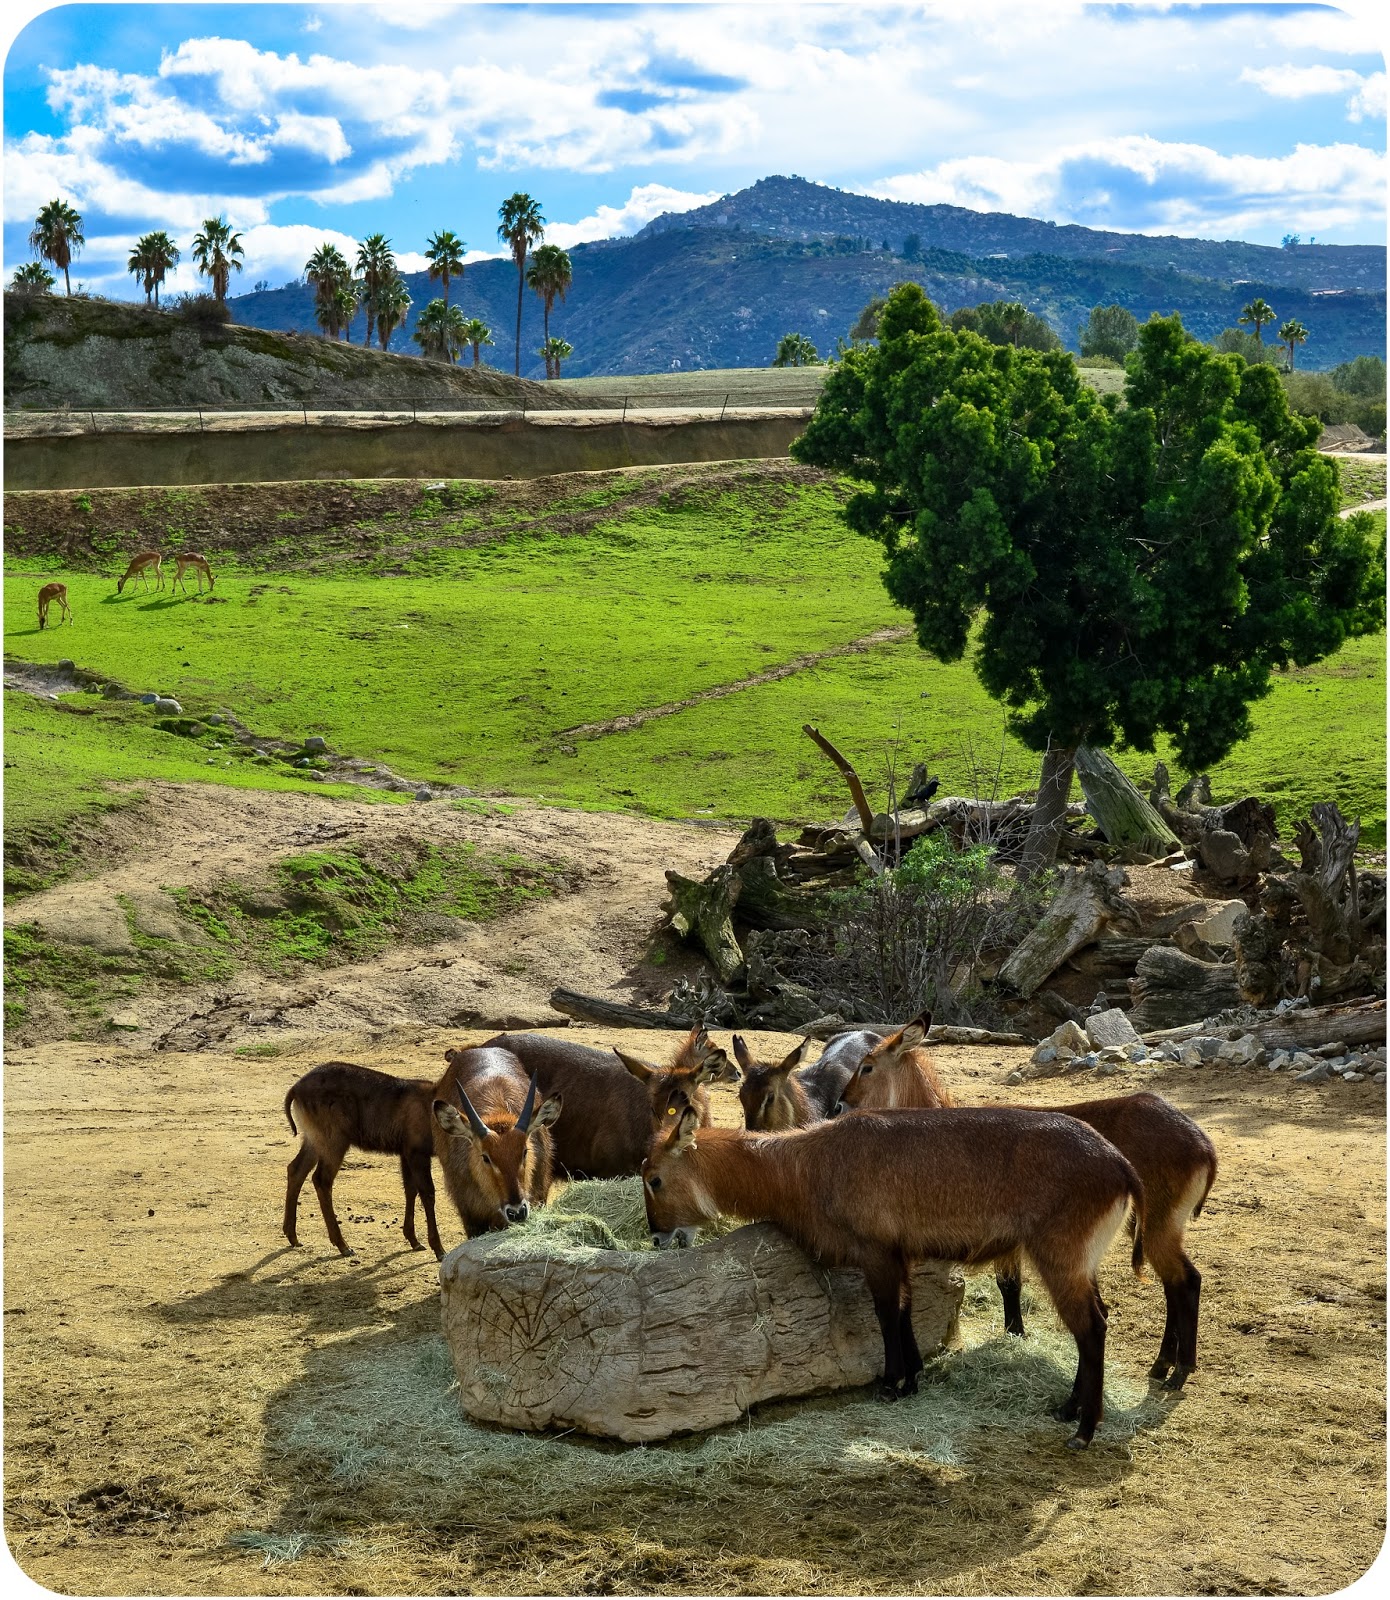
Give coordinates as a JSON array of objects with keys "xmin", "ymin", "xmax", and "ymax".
[
  {"xmin": 479, "ymin": 1027, "xmax": 735, "ymax": 1177},
  {"xmin": 431, "ymin": 1046, "xmax": 561, "ymax": 1238},
  {"xmin": 830, "ymin": 1014, "xmax": 954, "ymax": 1112},
  {"xmin": 643, "ymin": 1103, "xmax": 1144, "ymax": 1447},
  {"xmin": 736, "ymin": 1028, "xmax": 885, "ymax": 1131}
]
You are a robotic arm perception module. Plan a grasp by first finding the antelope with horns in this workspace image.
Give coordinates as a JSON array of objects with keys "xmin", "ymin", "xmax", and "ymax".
[
  {"xmin": 37, "ymin": 582, "xmax": 73, "ymax": 630},
  {"xmin": 116, "ymin": 550, "xmax": 163, "ymax": 594},
  {"xmin": 283, "ymin": 1060, "xmax": 445, "ymax": 1258},
  {"xmin": 431, "ymin": 1046, "xmax": 561, "ymax": 1237},
  {"xmin": 736, "ymin": 1028, "xmax": 885, "ymax": 1131},
  {"xmin": 829, "ymin": 1014, "xmax": 954, "ymax": 1113},
  {"xmin": 479, "ymin": 1027, "xmax": 736, "ymax": 1178},
  {"xmin": 838, "ymin": 1045, "xmax": 1217, "ymax": 1389},
  {"xmin": 643, "ymin": 1103, "xmax": 1145, "ymax": 1448}
]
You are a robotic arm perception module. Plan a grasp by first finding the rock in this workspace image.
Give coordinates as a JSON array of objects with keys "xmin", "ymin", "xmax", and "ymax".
[
  {"xmin": 1295, "ymin": 1061, "xmax": 1332, "ymax": 1084},
  {"xmin": 1343, "ymin": 1072, "xmax": 1365, "ymax": 1083},
  {"xmin": 1050, "ymin": 1020, "xmax": 1090, "ymax": 1056},
  {"xmin": 1097, "ymin": 1045, "xmax": 1128, "ymax": 1062},
  {"xmin": 1095, "ymin": 1059, "xmax": 1125, "ymax": 1076},
  {"xmin": 303, "ymin": 735, "xmax": 329, "ymax": 753},
  {"xmin": 293, "ymin": 757, "xmax": 312, "ymax": 768},
  {"xmin": 1029, "ymin": 1041, "xmax": 1059, "ymax": 1067},
  {"xmin": 151, "ymin": 697, "xmax": 182, "ymax": 714},
  {"xmin": 208, "ymin": 713, "xmax": 224, "ymax": 725},
  {"xmin": 1182, "ymin": 1036, "xmax": 1224, "ymax": 1067},
  {"xmin": 139, "ymin": 692, "xmax": 159, "ymax": 704},
  {"xmin": 1374, "ymin": 1072, "xmax": 1386, "ymax": 1084},
  {"xmin": 1086, "ymin": 1008, "xmax": 1141, "ymax": 1050},
  {"xmin": 1074, "ymin": 1052, "xmax": 1100, "ymax": 1071},
  {"xmin": 1219, "ymin": 1035, "xmax": 1266, "ymax": 1068},
  {"xmin": 1289, "ymin": 1053, "xmax": 1319, "ymax": 1073},
  {"xmin": 440, "ymin": 1220, "xmax": 964, "ymax": 1442},
  {"xmin": 1268, "ymin": 1050, "xmax": 1292, "ymax": 1072},
  {"xmin": 1314, "ymin": 1042, "xmax": 1348, "ymax": 1059},
  {"xmin": 56, "ymin": 658, "xmax": 75, "ymax": 672},
  {"xmin": 1123, "ymin": 1043, "xmax": 1149, "ymax": 1062},
  {"xmin": 415, "ymin": 788, "xmax": 433, "ymax": 802},
  {"xmin": 304, "ymin": 771, "xmax": 326, "ymax": 782},
  {"xmin": 1006, "ymin": 1070, "xmax": 1025, "ymax": 1085},
  {"xmin": 1193, "ymin": 900, "xmax": 1247, "ymax": 949}
]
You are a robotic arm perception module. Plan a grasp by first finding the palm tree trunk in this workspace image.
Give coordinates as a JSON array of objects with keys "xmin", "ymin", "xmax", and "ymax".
[
  {"xmin": 514, "ymin": 264, "xmax": 525, "ymax": 376},
  {"xmin": 63, "ymin": 263, "xmax": 71, "ymax": 297},
  {"xmin": 443, "ymin": 273, "xmax": 450, "ymax": 310},
  {"xmin": 1018, "ymin": 741, "xmax": 1078, "ymax": 879}
]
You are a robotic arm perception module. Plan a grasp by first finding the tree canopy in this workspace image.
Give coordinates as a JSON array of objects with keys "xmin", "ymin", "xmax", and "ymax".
[
  {"xmin": 1079, "ymin": 303, "xmax": 1139, "ymax": 363},
  {"xmin": 949, "ymin": 300, "xmax": 1060, "ymax": 352},
  {"xmin": 791, "ymin": 283, "xmax": 1384, "ymax": 859},
  {"xmin": 773, "ymin": 331, "xmax": 819, "ymax": 367},
  {"xmin": 29, "ymin": 198, "xmax": 84, "ymax": 296}
]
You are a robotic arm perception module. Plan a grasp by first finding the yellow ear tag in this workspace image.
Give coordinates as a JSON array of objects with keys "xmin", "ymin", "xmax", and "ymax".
[{"xmin": 667, "ymin": 1104, "xmax": 677, "ymax": 1116}]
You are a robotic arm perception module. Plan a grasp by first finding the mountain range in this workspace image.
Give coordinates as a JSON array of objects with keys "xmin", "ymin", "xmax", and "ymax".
[{"xmin": 226, "ymin": 175, "xmax": 1386, "ymax": 379}]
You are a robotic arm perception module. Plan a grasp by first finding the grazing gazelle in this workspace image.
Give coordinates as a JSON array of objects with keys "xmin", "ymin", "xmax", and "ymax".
[
  {"xmin": 169, "ymin": 552, "xmax": 215, "ymax": 594},
  {"xmin": 37, "ymin": 582, "xmax": 73, "ymax": 629},
  {"xmin": 116, "ymin": 550, "xmax": 163, "ymax": 594}
]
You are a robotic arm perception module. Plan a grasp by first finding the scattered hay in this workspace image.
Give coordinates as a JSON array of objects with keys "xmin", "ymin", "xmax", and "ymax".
[{"xmin": 537, "ymin": 1175, "xmax": 743, "ymax": 1252}]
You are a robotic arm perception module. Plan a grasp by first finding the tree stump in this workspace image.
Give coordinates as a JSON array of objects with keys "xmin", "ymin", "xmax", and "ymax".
[
  {"xmin": 1127, "ymin": 947, "xmax": 1242, "ymax": 1032},
  {"xmin": 997, "ymin": 862, "xmax": 1134, "ymax": 997},
  {"xmin": 663, "ymin": 864, "xmax": 745, "ymax": 984},
  {"xmin": 439, "ymin": 1223, "xmax": 964, "ymax": 1442},
  {"xmin": 1075, "ymin": 747, "xmax": 1182, "ymax": 857}
]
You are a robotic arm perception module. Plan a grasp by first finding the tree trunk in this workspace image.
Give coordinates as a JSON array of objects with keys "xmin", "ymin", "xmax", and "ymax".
[
  {"xmin": 997, "ymin": 862, "xmax": 1117, "ymax": 997},
  {"xmin": 1127, "ymin": 947, "xmax": 1242, "ymax": 1032},
  {"xmin": 663, "ymin": 864, "xmax": 745, "ymax": 984},
  {"xmin": 1140, "ymin": 998, "xmax": 1385, "ymax": 1052},
  {"xmin": 548, "ymin": 989, "xmax": 676, "ymax": 1029},
  {"xmin": 514, "ymin": 262, "xmax": 525, "ymax": 376},
  {"xmin": 1018, "ymin": 743, "xmax": 1078, "ymax": 878},
  {"xmin": 1074, "ymin": 746, "xmax": 1182, "ymax": 857}
]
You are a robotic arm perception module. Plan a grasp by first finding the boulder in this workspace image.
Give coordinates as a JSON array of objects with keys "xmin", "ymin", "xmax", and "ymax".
[
  {"xmin": 1218, "ymin": 1035, "xmax": 1266, "ymax": 1068},
  {"xmin": 303, "ymin": 735, "xmax": 329, "ymax": 753},
  {"xmin": 1194, "ymin": 900, "xmax": 1248, "ymax": 949},
  {"xmin": 151, "ymin": 697, "xmax": 182, "ymax": 715},
  {"xmin": 1050, "ymin": 1019, "xmax": 1090, "ymax": 1056},
  {"xmin": 440, "ymin": 1222, "xmax": 964, "ymax": 1443},
  {"xmin": 1086, "ymin": 1008, "xmax": 1141, "ymax": 1050}
]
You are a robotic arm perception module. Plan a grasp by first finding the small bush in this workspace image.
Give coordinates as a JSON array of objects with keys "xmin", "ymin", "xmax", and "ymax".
[{"xmin": 172, "ymin": 293, "xmax": 232, "ymax": 331}]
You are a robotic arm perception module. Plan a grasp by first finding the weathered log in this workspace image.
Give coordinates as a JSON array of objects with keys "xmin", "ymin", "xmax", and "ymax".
[
  {"xmin": 1068, "ymin": 937, "xmax": 1169, "ymax": 979},
  {"xmin": 1127, "ymin": 947, "xmax": 1242, "ymax": 1033},
  {"xmin": 440, "ymin": 1221, "xmax": 964, "ymax": 1442},
  {"xmin": 997, "ymin": 863, "xmax": 1133, "ymax": 997},
  {"xmin": 548, "ymin": 988, "xmax": 679, "ymax": 1029},
  {"xmin": 1244, "ymin": 998, "xmax": 1385, "ymax": 1052},
  {"xmin": 802, "ymin": 724, "xmax": 876, "ymax": 838},
  {"xmin": 1020, "ymin": 743, "xmax": 1079, "ymax": 878},
  {"xmin": 663, "ymin": 864, "xmax": 745, "ymax": 983},
  {"xmin": 1075, "ymin": 747, "xmax": 1183, "ymax": 857},
  {"xmin": 1288, "ymin": 803, "xmax": 1362, "ymax": 966},
  {"xmin": 1232, "ymin": 909, "xmax": 1290, "ymax": 1007},
  {"xmin": 734, "ymin": 854, "xmax": 827, "ymax": 931}
]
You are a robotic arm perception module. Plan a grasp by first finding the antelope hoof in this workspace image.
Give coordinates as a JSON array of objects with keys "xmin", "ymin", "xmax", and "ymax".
[
  {"xmin": 1163, "ymin": 1365, "xmax": 1195, "ymax": 1392},
  {"xmin": 900, "ymin": 1374, "xmax": 919, "ymax": 1397},
  {"xmin": 1052, "ymin": 1397, "xmax": 1080, "ymax": 1423},
  {"xmin": 335, "ymin": 1243, "xmax": 354, "ymax": 1257},
  {"xmin": 405, "ymin": 1237, "xmax": 424, "ymax": 1252},
  {"xmin": 1149, "ymin": 1358, "xmax": 1173, "ymax": 1381},
  {"xmin": 1065, "ymin": 1432, "xmax": 1091, "ymax": 1452},
  {"xmin": 875, "ymin": 1381, "xmax": 902, "ymax": 1403}
]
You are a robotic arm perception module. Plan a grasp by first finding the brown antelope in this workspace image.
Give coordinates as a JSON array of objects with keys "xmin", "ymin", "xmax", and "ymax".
[
  {"xmin": 116, "ymin": 550, "xmax": 163, "ymax": 594},
  {"xmin": 643, "ymin": 1103, "xmax": 1145, "ymax": 1447},
  {"xmin": 169, "ymin": 552, "xmax": 215, "ymax": 594},
  {"xmin": 37, "ymin": 582, "xmax": 73, "ymax": 629},
  {"xmin": 431, "ymin": 1046, "xmax": 561, "ymax": 1237},
  {"xmin": 736, "ymin": 1028, "xmax": 885, "ymax": 1131},
  {"xmin": 837, "ymin": 1040, "xmax": 1217, "ymax": 1389},
  {"xmin": 830, "ymin": 1014, "xmax": 954, "ymax": 1111},
  {"xmin": 282, "ymin": 1060, "xmax": 445, "ymax": 1258},
  {"xmin": 479, "ymin": 1027, "xmax": 736, "ymax": 1178}
]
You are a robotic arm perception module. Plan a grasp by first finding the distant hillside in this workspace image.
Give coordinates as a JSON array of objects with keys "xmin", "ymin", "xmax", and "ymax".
[
  {"xmin": 3, "ymin": 292, "xmax": 572, "ymax": 411},
  {"xmin": 224, "ymin": 176, "xmax": 1386, "ymax": 379},
  {"xmin": 638, "ymin": 175, "xmax": 1386, "ymax": 293}
]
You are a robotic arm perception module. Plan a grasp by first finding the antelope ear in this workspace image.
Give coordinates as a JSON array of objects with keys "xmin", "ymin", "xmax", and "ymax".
[
  {"xmin": 901, "ymin": 1011, "xmax": 932, "ymax": 1049},
  {"xmin": 532, "ymin": 1094, "xmax": 562, "ymax": 1130},
  {"xmin": 671, "ymin": 1103, "xmax": 701, "ymax": 1151},
  {"xmin": 693, "ymin": 1047, "xmax": 738, "ymax": 1086},
  {"xmin": 777, "ymin": 1038, "xmax": 812, "ymax": 1073},
  {"xmin": 433, "ymin": 1100, "xmax": 472, "ymax": 1140},
  {"xmin": 614, "ymin": 1048, "xmax": 656, "ymax": 1082},
  {"xmin": 732, "ymin": 1035, "xmax": 754, "ymax": 1072},
  {"xmin": 444, "ymin": 1048, "xmax": 462, "ymax": 1066}
]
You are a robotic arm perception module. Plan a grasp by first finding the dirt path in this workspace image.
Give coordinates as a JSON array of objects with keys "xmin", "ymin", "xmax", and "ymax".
[{"xmin": 3, "ymin": 1031, "xmax": 1383, "ymax": 1595}]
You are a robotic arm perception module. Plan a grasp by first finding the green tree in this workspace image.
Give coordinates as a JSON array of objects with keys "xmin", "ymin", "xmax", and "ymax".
[
  {"xmin": 773, "ymin": 331, "xmax": 819, "ymax": 367},
  {"xmin": 127, "ymin": 230, "xmax": 180, "ymax": 306},
  {"xmin": 414, "ymin": 297, "xmax": 467, "ymax": 362},
  {"xmin": 355, "ymin": 233, "xmax": 397, "ymax": 346},
  {"xmin": 424, "ymin": 229, "xmax": 466, "ymax": 309},
  {"xmin": 1278, "ymin": 318, "xmax": 1309, "ymax": 371},
  {"xmin": 305, "ymin": 244, "xmax": 352, "ymax": 338},
  {"xmin": 375, "ymin": 275, "xmax": 412, "ymax": 352},
  {"xmin": 791, "ymin": 282, "xmax": 1384, "ymax": 874},
  {"xmin": 10, "ymin": 262, "xmax": 55, "ymax": 293},
  {"xmin": 539, "ymin": 335, "xmax": 573, "ymax": 378},
  {"xmin": 1330, "ymin": 355, "xmax": 1385, "ymax": 397},
  {"xmin": 1238, "ymin": 297, "xmax": 1277, "ymax": 344},
  {"xmin": 950, "ymin": 300, "xmax": 1061, "ymax": 352},
  {"xmin": 191, "ymin": 216, "xmax": 244, "ymax": 302},
  {"xmin": 901, "ymin": 232, "xmax": 921, "ymax": 260},
  {"xmin": 28, "ymin": 198, "xmax": 84, "ymax": 296},
  {"xmin": 1079, "ymin": 303, "xmax": 1140, "ymax": 363},
  {"xmin": 1211, "ymin": 326, "xmax": 1279, "ymax": 365},
  {"xmin": 460, "ymin": 317, "xmax": 494, "ymax": 367},
  {"xmin": 332, "ymin": 280, "xmax": 360, "ymax": 341},
  {"xmin": 526, "ymin": 243, "xmax": 573, "ymax": 360},
  {"xmin": 850, "ymin": 294, "xmax": 887, "ymax": 343},
  {"xmin": 497, "ymin": 193, "xmax": 545, "ymax": 376}
]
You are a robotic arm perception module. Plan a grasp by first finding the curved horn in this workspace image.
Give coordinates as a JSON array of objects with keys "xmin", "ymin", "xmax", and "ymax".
[
  {"xmin": 454, "ymin": 1081, "xmax": 490, "ymax": 1140},
  {"xmin": 516, "ymin": 1065, "xmax": 541, "ymax": 1133}
]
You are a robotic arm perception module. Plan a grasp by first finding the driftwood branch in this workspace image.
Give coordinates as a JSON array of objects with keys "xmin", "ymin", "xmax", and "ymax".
[
  {"xmin": 802, "ymin": 724, "xmax": 875, "ymax": 837},
  {"xmin": 548, "ymin": 988, "xmax": 677, "ymax": 1029}
]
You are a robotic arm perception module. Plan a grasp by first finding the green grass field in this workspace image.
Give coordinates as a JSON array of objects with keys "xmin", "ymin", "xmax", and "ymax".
[{"xmin": 5, "ymin": 479, "xmax": 1385, "ymax": 849}]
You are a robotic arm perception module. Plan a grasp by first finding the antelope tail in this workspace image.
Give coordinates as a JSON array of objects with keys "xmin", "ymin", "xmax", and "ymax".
[
  {"xmin": 1128, "ymin": 1171, "xmax": 1147, "ymax": 1278},
  {"xmin": 284, "ymin": 1088, "xmax": 298, "ymax": 1135}
]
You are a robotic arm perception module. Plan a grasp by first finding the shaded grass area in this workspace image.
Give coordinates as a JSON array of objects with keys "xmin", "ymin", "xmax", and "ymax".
[
  {"xmin": 6, "ymin": 479, "xmax": 1385, "ymax": 849},
  {"xmin": 1337, "ymin": 454, "xmax": 1387, "ymax": 508}
]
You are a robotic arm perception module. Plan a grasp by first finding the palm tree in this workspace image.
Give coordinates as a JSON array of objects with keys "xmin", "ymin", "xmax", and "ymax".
[
  {"xmin": 11, "ymin": 262, "xmax": 56, "ymax": 292},
  {"xmin": 306, "ymin": 244, "xmax": 351, "ymax": 338},
  {"xmin": 772, "ymin": 332, "xmax": 819, "ymax": 367},
  {"xmin": 191, "ymin": 216, "xmax": 245, "ymax": 302},
  {"xmin": 999, "ymin": 301, "xmax": 1029, "ymax": 347},
  {"xmin": 424, "ymin": 230, "xmax": 466, "ymax": 309},
  {"xmin": 28, "ymin": 198, "xmax": 84, "ymax": 296},
  {"xmin": 1238, "ymin": 298, "xmax": 1277, "ymax": 345},
  {"xmin": 334, "ymin": 281, "xmax": 361, "ymax": 341},
  {"xmin": 375, "ymin": 275, "xmax": 412, "ymax": 352},
  {"xmin": 526, "ymin": 244, "xmax": 573, "ymax": 364},
  {"xmin": 460, "ymin": 318, "xmax": 494, "ymax": 367},
  {"xmin": 355, "ymin": 233, "xmax": 397, "ymax": 346},
  {"xmin": 539, "ymin": 336, "xmax": 574, "ymax": 379},
  {"xmin": 127, "ymin": 231, "xmax": 180, "ymax": 306},
  {"xmin": 1279, "ymin": 318, "xmax": 1309, "ymax": 371},
  {"xmin": 413, "ymin": 298, "xmax": 467, "ymax": 362},
  {"xmin": 497, "ymin": 193, "xmax": 545, "ymax": 376}
]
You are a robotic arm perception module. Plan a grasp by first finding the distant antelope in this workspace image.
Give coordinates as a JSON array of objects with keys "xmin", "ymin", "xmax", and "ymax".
[
  {"xmin": 643, "ymin": 1103, "xmax": 1145, "ymax": 1447},
  {"xmin": 116, "ymin": 550, "xmax": 163, "ymax": 594},
  {"xmin": 831, "ymin": 1014, "xmax": 954, "ymax": 1112},
  {"xmin": 169, "ymin": 552, "xmax": 215, "ymax": 594},
  {"xmin": 736, "ymin": 1029, "xmax": 884, "ymax": 1131},
  {"xmin": 838, "ymin": 1037, "xmax": 1217, "ymax": 1388},
  {"xmin": 37, "ymin": 582, "xmax": 73, "ymax": 630},
  {"xmin": 479, "ymin": 1027, "xmax": 736, "ymax": 1178},
  {"xmin": 431, "ymin": 1046, "xmax": 561, "ymax": 1237}
]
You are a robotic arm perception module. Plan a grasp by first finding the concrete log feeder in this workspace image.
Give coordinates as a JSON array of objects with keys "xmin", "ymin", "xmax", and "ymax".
[{"xmin": 440, "ymin": 1222, "xmax": 965, "ymax": 1442}]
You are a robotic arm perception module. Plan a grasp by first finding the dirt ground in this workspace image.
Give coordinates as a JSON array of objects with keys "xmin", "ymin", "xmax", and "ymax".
[{"xmin": 3, "ymin": 787, "xmax": 1387, "ymax": 1595}]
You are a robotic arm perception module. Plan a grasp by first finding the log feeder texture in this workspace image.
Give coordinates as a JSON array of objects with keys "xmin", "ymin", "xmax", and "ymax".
[{"xmin": 440, "ymin": 1224, "xmax": 964, "ymax": 1441}]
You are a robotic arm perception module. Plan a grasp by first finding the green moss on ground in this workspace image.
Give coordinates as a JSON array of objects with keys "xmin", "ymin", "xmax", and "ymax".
[{"xmin": 1336, "ymin": 455, "xmax": 1388, "ymax": 508}]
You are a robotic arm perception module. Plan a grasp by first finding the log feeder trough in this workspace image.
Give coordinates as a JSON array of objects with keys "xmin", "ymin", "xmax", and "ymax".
[{"xmin": 440, "ymin": 1223, "xmax": 965, "ymax": 1442}]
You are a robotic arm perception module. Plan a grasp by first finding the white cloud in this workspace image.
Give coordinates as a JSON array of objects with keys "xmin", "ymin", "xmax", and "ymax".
[
  {"xmin": 542, "ymin": 184, "xmax": 722, "ymax": 248},
  {"xmin": 1241, "ymin": 62, "xmax": 1386, "ymax": 121},
  {"xmin": 1349, "ymin": 72, "xmax": 1387, "ymax": 121}
]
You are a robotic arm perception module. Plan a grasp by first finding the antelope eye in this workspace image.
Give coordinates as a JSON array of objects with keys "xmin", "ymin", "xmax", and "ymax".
[
  {"xmin": 861, "ymin": 1064, "xmax": 874, "ymax": 1075},
  {"xmin": 481, "ymin": 1154, "xmax": 492, "ymax": 1166},
  {"xmin": 649, "ymin": 1176, "xmax": 663, "ymax": 1191}
]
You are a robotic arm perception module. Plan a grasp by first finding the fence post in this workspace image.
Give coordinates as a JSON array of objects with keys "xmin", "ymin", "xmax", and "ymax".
[
  {"xmin": 90, "ymin": 411, "xmax": 98, "ymax": 433},
  {"xmin": 198, "ymin": 409, "xmax": 204, "ymax": 432},
  {"xmin": 621, "ymin": 395, "xmax": 628, "ymax": 422},
  {"xmin": 303, "ymin": 404, "xmax": 308, "ymax": 425},
  {"xmin": 720, "ymin": 393, "xmax": 729, "ymax": 421}
]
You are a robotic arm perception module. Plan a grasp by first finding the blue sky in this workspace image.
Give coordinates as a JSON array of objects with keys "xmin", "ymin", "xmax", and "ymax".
[{"xmin": 4, "ymin": 1, "xmax": 1385, "ymax": 300}]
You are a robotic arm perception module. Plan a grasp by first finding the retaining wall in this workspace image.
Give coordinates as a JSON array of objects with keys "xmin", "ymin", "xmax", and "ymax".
[{"xmin": 4, "ymin": 411, "xmax": 810, "ymax": 490}]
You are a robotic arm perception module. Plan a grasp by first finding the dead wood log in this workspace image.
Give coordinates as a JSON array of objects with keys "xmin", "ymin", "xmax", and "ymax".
[
  {"xmin": 548, "ymin": 989, "xmax": 681, "ymax": 1029},
  {"xmin": 997, "ymin": 862, "xmax": 1135, "ymax": 998},
  {"xmin": 663, "ymin": 864, "xmax": 745, "ymax": 984},
  {"xmin": 1127, "ymin": 948, "xmax": 1242, "ymax": 1033},
  {"xmin": 1069, "ymin": 937, "xmax": 1168, "ymax": 979},
  {"xmin": 1243, "ymin": 998, "xmax": 1386, "ymax": 1052},
  {"xmin": 803, "ymin": 724, "xmax": 875, "ymax": 838},
  {"xmin": 734, "ymin": 854, "xmax": 828, "ymax": 931},
  {"xmin": 1289, "ymin": 803, "xmax": 1362, "ymax": 965},
  {"xmin": 1075, "ymin": 747, "xmax": 1182, "ymax": 857}
]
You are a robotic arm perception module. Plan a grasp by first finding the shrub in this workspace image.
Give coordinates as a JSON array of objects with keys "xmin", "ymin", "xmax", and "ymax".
[{"xmin": 172, "ymin": 293, "xmax": 232, "ymax": 331}]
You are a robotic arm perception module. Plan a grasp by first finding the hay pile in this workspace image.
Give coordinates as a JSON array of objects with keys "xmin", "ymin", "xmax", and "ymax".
[{"xmin": 480, "ymin": 1176, "xmax": 744, "ymax": 1259}]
